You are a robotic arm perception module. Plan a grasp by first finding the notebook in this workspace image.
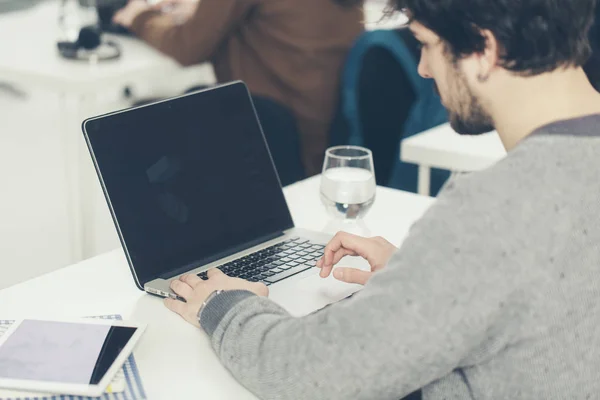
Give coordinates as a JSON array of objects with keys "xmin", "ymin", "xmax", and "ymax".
[{"xmin": 0, "ymin": 315, "xmax": 146, "ymax": 400}]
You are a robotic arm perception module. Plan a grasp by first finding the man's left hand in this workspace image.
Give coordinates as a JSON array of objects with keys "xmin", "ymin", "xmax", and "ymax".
[
  {"xmin": 164, "ymin": 269, "xmax": 269, "ymax": 328},
  {"xmin": 112, "ymin": 0, "xmax": 151, "ymax": 28}
]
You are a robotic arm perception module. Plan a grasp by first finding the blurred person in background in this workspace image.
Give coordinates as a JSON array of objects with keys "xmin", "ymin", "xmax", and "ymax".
[{"xmin": 113, "ymin": 0, "xmax": 364, "ymax": 176}]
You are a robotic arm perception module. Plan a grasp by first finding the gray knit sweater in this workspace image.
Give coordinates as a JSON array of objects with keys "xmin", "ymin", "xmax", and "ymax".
[{"xmin": 200, "ymin": 115, "xmax": 600, "ymax": 400}]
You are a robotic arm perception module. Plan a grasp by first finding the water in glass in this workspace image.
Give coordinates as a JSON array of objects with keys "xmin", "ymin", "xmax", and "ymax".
[{"xmin": 320, "ymin": 146, "xmax": 376, "ymax": 220}]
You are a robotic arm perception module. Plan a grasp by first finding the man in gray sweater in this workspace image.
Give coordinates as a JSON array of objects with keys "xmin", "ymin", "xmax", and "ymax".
[{"xmin": 164, "ymin": 0, "xmax": 600, "ymax": 398}]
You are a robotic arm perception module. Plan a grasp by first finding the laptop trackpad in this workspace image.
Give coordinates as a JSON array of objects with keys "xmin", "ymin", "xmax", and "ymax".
[
  {"xmin": 298, "ymin": 255, "xmax": 370, "ymax": 297},
  {"xmin": 269, "ymin": 273, "xmax": 362, "ymax": 317},
  {"xmin": 297, "ymin": 273, "xmax": 362, "ymax": 300}
]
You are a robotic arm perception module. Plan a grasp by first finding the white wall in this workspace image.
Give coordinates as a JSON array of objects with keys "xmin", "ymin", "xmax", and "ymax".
[{"xmin": 0, "ymin": 87, "xmax": 72, "ymax": 289}]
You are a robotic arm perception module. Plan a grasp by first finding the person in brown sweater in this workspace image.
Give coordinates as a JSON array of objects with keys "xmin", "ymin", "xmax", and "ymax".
[{"xmin": 113, "ymin": 0, "xmax": 364, "ymax": 176}]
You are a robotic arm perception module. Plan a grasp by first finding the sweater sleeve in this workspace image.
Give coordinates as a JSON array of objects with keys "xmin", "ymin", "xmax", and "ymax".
[
  {"xmin": 199, "ymin": 174, "xmax": 525, "ymax": 400},
  {"xmin": 130, "ymin": 0, "xmax": 255, "ymax": 66}
]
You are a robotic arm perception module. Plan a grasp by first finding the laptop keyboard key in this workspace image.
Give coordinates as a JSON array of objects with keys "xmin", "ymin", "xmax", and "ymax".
[
  {"xmin": 202, "ymin": 238, "xmax": 319, "ymax": 281},
  {"xmin": 264, "ymin": 264, "xmax": 312, "ymax": 284}
]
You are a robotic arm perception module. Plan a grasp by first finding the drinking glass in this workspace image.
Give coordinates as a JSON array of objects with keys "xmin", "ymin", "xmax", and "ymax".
[{"xmin": 320, "ymin": 146, "xmax": 376, "ymax": 230}]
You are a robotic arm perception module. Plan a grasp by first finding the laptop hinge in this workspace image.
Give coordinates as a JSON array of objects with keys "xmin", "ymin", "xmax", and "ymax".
[{"xmin": 159, "ymin": 230, "xmax": 286, "ymax": 280}]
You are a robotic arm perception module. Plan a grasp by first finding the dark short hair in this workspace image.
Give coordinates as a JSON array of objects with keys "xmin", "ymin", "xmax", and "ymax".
[{"xmin": 392, "ymin": 0, "xmax": 597, "ymax": 75}]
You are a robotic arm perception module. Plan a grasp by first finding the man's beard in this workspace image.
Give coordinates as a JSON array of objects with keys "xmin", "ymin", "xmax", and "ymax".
[{"xmin": 438, "ymin": 68, "xmax": 495, "ymax": 136}]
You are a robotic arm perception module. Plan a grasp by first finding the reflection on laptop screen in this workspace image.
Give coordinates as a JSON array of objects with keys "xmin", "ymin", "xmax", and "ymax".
[{"xmin": 84, "ymin": 82, "xmax": 294, "ymax": 285}]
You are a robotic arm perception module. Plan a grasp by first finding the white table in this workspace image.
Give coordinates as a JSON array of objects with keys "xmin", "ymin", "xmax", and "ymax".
[
  {"xmin": 0, "ymin": 0, "xmax": 215, "ymax": 269},
  {"xmin": 401, "ymin": 123, "xmax": 507, "ymax": 195},
  {"xmin": 0, "ymin": 175, "xmax": 435, "ymax": 400}
]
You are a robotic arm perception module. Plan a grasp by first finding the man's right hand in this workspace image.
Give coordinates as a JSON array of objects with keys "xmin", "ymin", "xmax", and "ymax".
[{"xmin": 316, "ymin": 232, "xmax": 397, "ymax": 285}]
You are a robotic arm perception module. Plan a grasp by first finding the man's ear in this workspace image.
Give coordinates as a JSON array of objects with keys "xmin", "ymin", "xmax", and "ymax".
[{"xmin": 476, "ymin": 29, "xmax": 500, "ymax": 82}]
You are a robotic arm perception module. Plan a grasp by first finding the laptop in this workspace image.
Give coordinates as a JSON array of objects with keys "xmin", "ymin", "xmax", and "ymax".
[{"xmin": 82, "ymin": 81, "xmax": 366, "ymax": 316}]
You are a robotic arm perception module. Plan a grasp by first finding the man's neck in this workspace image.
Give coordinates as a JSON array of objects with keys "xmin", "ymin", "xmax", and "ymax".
[{"xmin": 490, "ymin": 67, "xmax": 600, "ymax": 151}]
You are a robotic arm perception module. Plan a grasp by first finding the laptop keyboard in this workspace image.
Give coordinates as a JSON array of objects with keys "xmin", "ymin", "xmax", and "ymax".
[{"xmin": 197, "ymin": 237, "xmax": 325, "ymax": 285}]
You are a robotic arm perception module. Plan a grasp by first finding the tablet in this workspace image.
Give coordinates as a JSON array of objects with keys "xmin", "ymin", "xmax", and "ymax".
[{"xmin": 0, "ymin": 318, "xmax": 145, "ymax": 397}]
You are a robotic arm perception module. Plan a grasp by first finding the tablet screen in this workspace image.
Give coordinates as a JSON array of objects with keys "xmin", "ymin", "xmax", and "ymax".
[{"xmin": 0, "ymin": 320, "xmax": 137, "ymax": 385}]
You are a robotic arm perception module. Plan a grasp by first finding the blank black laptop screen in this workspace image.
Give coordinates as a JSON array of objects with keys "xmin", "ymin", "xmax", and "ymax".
[{"xmin": 84, "ymin": 82, "xmax": 294, "ymax": 286}]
